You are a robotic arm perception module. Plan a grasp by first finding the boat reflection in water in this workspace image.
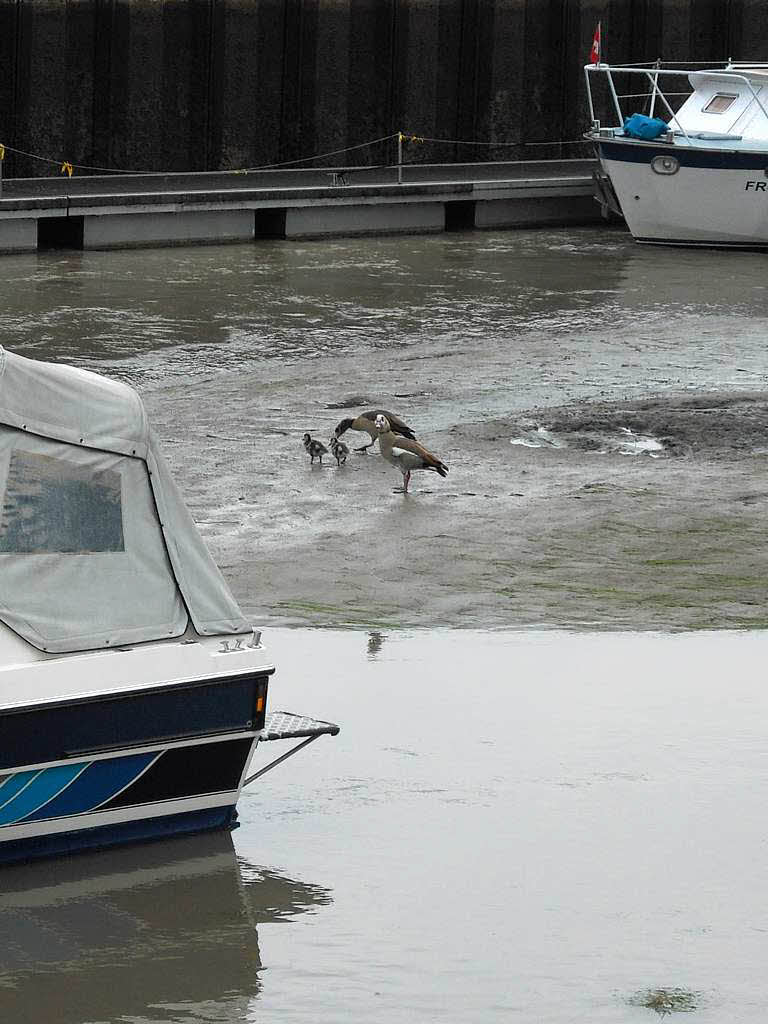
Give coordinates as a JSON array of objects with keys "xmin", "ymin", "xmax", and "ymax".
[{"xmin": 0, "ymin": 832, "xmax": 331, "ymax": 1022}]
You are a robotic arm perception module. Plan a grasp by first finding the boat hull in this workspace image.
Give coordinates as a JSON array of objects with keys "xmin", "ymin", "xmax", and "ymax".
[
  {"xmin": 596, "ymin": 138, "xmax": 768, "ymax": 247},
  {"xmin": 0, "ymin": 803, "xmax": 238, "ymax": 864},
  {"xmin": 0, "ymin": 670, "xmax": 268, "ymax": 864}
]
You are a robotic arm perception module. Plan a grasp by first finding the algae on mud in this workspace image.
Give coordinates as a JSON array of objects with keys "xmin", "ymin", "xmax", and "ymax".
[{"xmin": 628, "ymin": 987, "xmax": 703, "ymax": 1016}]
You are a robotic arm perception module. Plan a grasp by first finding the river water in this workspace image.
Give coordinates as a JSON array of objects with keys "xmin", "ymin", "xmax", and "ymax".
[
  {"xmin": 2, "ymin": 628, "xmax": 768, "ymax": 1023},
  {"xmin": 4, "ymin": 225, "xmax": 768, "ymax": 391},
  {"xmin": 1, "ymin": 228, "xmax": 767, "ymax": 1022}
]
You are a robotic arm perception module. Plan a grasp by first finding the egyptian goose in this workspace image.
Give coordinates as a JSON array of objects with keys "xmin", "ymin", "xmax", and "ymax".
[
  {"xmin": 374, "ymin": 414, "xmax": 448, "ymax": 493},
  {"xmin": 333, "ymin": 409, "xmax": 416, "ymax": 452},
  {"xmin": 329, "ymin": 436, "xmax": 349, "ymax": 465},
  {"xmin": 303, "ymin": 433, "xmax": 328, "ymax": 465}
]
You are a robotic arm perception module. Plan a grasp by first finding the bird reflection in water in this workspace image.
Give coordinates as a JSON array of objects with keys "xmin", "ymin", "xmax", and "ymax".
[
  {"xmin": 367, "ymin": 630, "xmax": 387, "ymax": 658},
  {"xmin": 0, "ymin": 832, "xmax": 332, "ymax": 1022}
]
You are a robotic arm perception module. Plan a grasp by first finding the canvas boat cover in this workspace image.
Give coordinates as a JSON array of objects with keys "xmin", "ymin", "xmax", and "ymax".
[{"xmin": 0, "ymin": 347, "xmax": 251, "ymax": 653}]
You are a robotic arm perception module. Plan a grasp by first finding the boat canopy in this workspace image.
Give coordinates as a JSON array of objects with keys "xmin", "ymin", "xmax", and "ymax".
[{"xmin": 0, "ymin": 347, "xmax": 251, "ymax": 653}]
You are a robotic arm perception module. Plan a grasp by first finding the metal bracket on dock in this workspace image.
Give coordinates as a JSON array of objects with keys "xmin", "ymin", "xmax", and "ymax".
[
  {"xmin": 243, "ymin": 711, "xmax": 340, "ymax": 786},
  {"xmin": 326, "ymin": 171, "xmax": 349, "ymax": 186},
  {"xmin": 591, "ymin": 168, "xmax": 623, "ymax": 219}
]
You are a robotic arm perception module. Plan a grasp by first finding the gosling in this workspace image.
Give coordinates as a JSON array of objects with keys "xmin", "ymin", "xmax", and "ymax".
[{"xmin": 303, "ymin": 432, "xmax": 329, "ymax": 465}]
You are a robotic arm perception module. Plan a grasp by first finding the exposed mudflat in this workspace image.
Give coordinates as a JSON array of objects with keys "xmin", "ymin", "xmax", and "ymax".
[
  {"xmin": 5, "ymin": 226, "xmax": 767, "ymax": 632},
  {"xmin": 146, "ymin": 380, "xmax": 768, "ymax": 634}
]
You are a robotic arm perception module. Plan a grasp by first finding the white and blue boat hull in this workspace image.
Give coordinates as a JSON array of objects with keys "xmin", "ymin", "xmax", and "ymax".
[
  {"xmin": 0, "ymin": 668, "xmax": 268, "ymax": 864},
  {"xmin": 598, "ymin": 137, "xmax": 768, "ymax": 247}
]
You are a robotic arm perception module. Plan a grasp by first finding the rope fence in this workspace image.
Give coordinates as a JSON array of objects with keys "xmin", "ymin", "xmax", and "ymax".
[{"xmin": 0, "ymin": 128, "xmax": 593, "ymax": 182}]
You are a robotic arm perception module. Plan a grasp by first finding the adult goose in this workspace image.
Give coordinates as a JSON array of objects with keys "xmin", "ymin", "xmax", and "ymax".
[
  {"xmin": 333, "ymin": 409, "xmax": 416, "ymax": 452},
  {"xmin": 375, "ymin": 414, "xmax": 448, "ymax": 493}
]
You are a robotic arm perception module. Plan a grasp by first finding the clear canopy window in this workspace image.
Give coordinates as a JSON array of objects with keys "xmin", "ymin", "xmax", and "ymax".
[
  {"xmin": 703, "ymin": 93, "xmax": 738, "ymax": 114},
  {"xmin": 0, "ymin": 426, "xmax": 188, "ymax": 652},
  {"xmin": 0, "ymin": 450, "xmax": 125, "ymax": 554}
]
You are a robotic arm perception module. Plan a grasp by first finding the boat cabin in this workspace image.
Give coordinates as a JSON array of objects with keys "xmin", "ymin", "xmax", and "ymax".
[
  {"xmin": 0, "ymin": 346, "xmax": 250, "ymax": 659},
  {"xmin": 584, "ymin": 62, "xmax": 768, "ymax": 149}
]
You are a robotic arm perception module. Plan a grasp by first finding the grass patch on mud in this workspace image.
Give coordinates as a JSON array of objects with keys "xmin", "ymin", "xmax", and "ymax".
[
  {"xmin": 627, "ymin": 987, "xmax": 702, "ymax": 1016},
  {"xmin": 642, "ymin": 558, "xmax": 700, "ymax": 568},
  {"xmin": 274, "ymin": 598, "xmax": 408, "ymax": 630}
]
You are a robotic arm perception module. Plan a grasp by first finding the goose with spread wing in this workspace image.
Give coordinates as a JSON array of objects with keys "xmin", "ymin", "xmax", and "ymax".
[
  {"xmin": 374, "ymin": 414, "xmax": 448, "ymax": 493},
  {"xmin": 333, "ymin": 409, "xmax": 416, "ymax": 452}
]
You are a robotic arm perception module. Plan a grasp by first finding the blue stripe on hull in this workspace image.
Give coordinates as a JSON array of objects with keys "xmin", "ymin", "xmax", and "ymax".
[
  {"xmin": 0, "ymin": 805, "xmax": 237, "ymax": 865},
  {"xmin": 598, "ymin": 139, "xmax": 768, "ymax": 171},
  {"xmin": 22, "ymin": 752, "xmax": 157, "ymax": 822},
  {"xmin": 0, "ymin": 770, "xmax": 40, "ymax": 808},
  {"xmin": 0, "ymin": 763, "xmax": 85, "ymax": 824},
  {"xmin": 0, "ymin": 738, "xmax": 252, "ymax": 828}
]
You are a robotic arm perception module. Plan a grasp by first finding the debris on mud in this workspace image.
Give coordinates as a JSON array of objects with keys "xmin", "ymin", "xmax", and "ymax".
[
  {"xmin": 510, "ymin": 391, "xmax": 768, "ymax": 459},
  {"xmin": 325, "ymin": 395, "xmax": 376, "ymax": 409}
]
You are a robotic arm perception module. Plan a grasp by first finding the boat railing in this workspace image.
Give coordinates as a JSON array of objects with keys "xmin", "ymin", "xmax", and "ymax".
[{"xmin": 583, "ymin": 62, "xmax": 768, "ymax": 143}]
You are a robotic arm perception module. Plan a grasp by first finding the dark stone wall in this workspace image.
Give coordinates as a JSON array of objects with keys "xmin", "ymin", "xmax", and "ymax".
[{"xmin": 0, "ymin": 0, "xmax": 766, "ymax": 178}]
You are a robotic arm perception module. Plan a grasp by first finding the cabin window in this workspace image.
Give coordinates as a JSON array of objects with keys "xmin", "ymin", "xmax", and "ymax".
[
  {"xmin": 703, "ymin": 93, "xmax": 738, "ymax": 114},
  {"xmin": 0, "ymin": 426, "xmax": 187, "ymax": 651},
  {"xmin": 0, "ymin": 451, "xmax": 124, "ymax": 553}
]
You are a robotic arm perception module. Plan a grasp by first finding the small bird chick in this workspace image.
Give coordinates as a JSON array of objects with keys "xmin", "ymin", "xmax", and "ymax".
[
  {"xmin": 329, "ymin": 436, "xmax": 349, "ymax": 466},
  {"xmin": 303, "ymin": 432, "xmax": 328, "ymax": 465}
]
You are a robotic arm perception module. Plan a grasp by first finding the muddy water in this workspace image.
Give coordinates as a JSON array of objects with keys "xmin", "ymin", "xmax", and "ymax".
[
  {"xmin": 4, "ymin": 226, "xmax": 768, "ymax": 387},
  {"xmin": 1, "ymin": 229, "xmax": 768, "ymax": 1020}
]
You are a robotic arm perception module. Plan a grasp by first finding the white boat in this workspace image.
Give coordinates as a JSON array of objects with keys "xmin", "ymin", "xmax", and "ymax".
[
  {"xmin": 584, "ymin": 60, "xmax": 768, "ymax": 247},
  {"xmin": 0, "ymin": 346, "xmax": 338, "ymax": 864}
]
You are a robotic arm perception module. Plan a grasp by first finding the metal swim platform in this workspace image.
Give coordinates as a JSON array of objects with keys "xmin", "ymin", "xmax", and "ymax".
[{"xmin": 243, "ymin": 711, "xmax": 340, "ymax": 787}]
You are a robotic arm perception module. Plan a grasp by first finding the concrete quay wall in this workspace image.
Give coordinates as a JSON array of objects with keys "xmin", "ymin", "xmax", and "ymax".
[
  {"xmin": 0, "ymin": 160, "xmax": 602, "ymax": 253},
  {"xmin": 1, "ymin": 1, "xmax": 766, "ymax": 181}
]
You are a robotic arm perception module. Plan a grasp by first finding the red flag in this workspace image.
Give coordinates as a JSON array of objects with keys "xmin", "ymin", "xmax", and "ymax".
[{"xmin": 589, "ymin": 22, "xmax": 601, "ymax": 64}]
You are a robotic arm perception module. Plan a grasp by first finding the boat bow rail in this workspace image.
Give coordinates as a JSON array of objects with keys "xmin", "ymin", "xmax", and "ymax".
[{"xmin": 583, "ymin": 61, "xmax": 768, "ymax": 145}]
